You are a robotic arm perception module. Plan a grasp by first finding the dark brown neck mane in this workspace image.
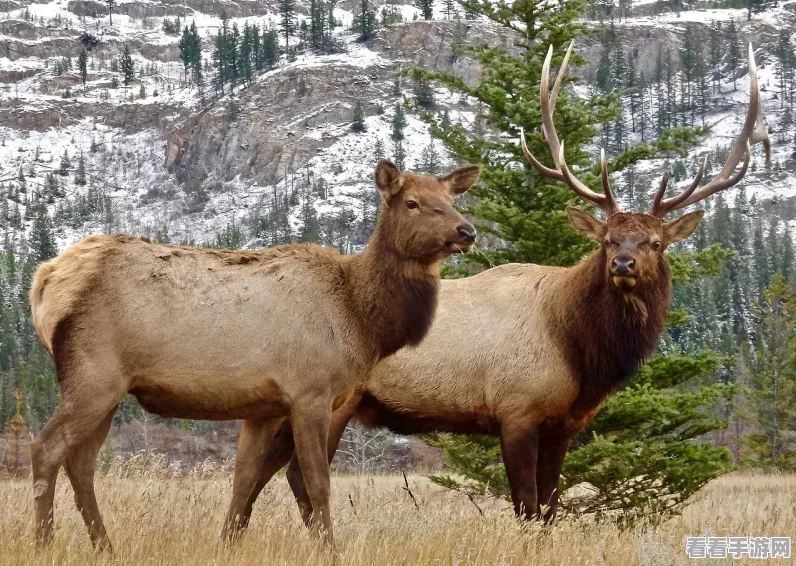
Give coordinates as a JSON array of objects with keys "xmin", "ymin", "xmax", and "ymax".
[
  {"xmin": 346, "ymin": 227, "xmax": 440, "ymax": 361},
  {"xmin": 555, "ymin": 248, "xmax": 670, "ymax": 415}
]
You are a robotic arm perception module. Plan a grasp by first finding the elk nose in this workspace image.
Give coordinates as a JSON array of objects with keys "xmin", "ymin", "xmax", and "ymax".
[
  {"xmin": 612, "ymin": 256, "xmax": 635, "ymax": 276},
  {"xmin": 457, "ymin": 223, "xmax": 476, "ymax": 243}
]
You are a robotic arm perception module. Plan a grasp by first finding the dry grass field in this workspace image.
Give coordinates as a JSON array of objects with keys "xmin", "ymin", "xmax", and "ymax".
[{"xmin": 1, "ymin": 467, "xmax": 794, "ymax": 565}]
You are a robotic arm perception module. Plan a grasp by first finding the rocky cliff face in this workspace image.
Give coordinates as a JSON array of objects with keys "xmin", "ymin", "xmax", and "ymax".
[{"xmin": 169, "ymin": 20, "xmax": 499, "ymax": 192}]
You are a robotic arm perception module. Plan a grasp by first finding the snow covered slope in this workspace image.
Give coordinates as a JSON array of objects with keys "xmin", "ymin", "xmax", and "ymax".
[{"xmin": 1, "ymin": 0, "xmax": 795, "ymax": 250}]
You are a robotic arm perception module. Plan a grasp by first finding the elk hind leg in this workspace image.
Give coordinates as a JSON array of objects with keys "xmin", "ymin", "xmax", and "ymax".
[
  {"xmin": 30, "ymin": 377, "xmax": 125, "ymax": 547},
  {"xmin": 233, "ymin": 420, "xmax": 296, "ymax": 538},
  {"xmin": 63, "ymin": 407, "xmax": 117, "ymax": 551},
  {"xmin": 222, "ymin": 417, "xmax": 286, "ymax": 542}
]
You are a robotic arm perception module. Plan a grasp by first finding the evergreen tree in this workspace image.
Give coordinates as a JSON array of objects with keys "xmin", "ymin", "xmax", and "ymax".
[
  {"xmin": 781, "ymin": 224, "xmax": 793, "ymax": 282},
  {"xmin": 610, "ymin": 35, "xmax": 627, "ymax": 150},
  {"xmin": 392, "ymin": 139, "xmax": 405, "ymax": 170},
  {"xmin": 654, "ymin": 46, "xmax": 666, "ymax": 135},
  {"xmin": 279, "ymin": 0, "xmax": 297, "ymax": 48},
  {"xmin": 77, "ymin": 47, "xmax": 88, "ymax": 90},
  {"xmin": 190, "ymin": 22, "xmax": 203, "ymax": 87},
  {"xmin": 420, "ymin": 140, "xmax": 440, "ymax": 174},
  {"xmin": 626, "ymin": 51, "xmax": 639, "ymax": 133},
  {"xmin": 744, "ymin": 276, "xmax": 796, "ymax": 470},
  {"xmin": 752, "ymin": 219, "xmax": 770, "ymax": 294},
  {"xmin": 680, "ymin": 24, "xmax": 698, "ymax": 124},
  {"xmin": 105, "ymin": 0, "xmax": 115, "ymax": 26},
  {"xmin": 27, "ymin": 205, "xmax": 57, "ymax": 264},
  {"xmin": 595, "ymin": 39, "xmax": 613, "ymax": 93},
  {"xmin": 251, "ymin": 23, "xmax": 263, "ymax": 73},
  {"xmin": 775, "ymin": 30, "xmax": 795, "ymax": 110},
  {"xmin": 373, "ymin": 137, "xmax": 385, "ymax": 165},
  {"xmin": 618, "ymin": 0, "xmax": 632, "ymax": 20},
  {"xmin": 299, "ymin": 195, "xmax": 321, "ymax": 243},
  {"xmin": 75, "ymin": 151, "xmax": 86, "ymax": 186},
  {"xmin": 417, "ymin": 0, "xmax": 433, "ymax": 20},
  {"xmin": 664, "ymin": 48, "xmax": 676, "ymax": 127},
  {"xmin": 413, "ymin": 76, "xmax": 434, "ymax": 108},
  {"xmin": 391, "ymin": 103, "xmax": 406, "ymax": 140},
  {"xmin": 298, "ymin": 20, "xmax": 309, "ymax": 48},
  {"xmin": 356, "ymin": 0, "xmax": 377, "ymax": 41},
  {"xmin": 444, "ymin": 0, "xmax": 456, "ymax": 19},
  {"xmin": 351, "ymin": 99, "xmax": 365, "ymax": 132},
  {"xmin": 228, "ymin": 23, "xmax": 240, "ymax": 91},
  {"xmin": 747, "ymin": 0, "xmax": 766, "ymax": 20},
  {"xmin": 240, "ymin": 22, "xmax": 253, "ymax": 87},
  {"xmin": 638, "ymin": 71, "xmax": 649, "ymax": 141},
  {"xmin": 708, "ymin": 21, "xmax": 722, "ymax": 95},
  {"xmin": 725, "ymin": 19, "xmax": 742, "ymax": 92},
  {"xmin": 309, "ymin": 0, "xmax": 325, "ymax": 50},
  {"xmin": 328, "ymin": 0, "xmax": 337, "ymax": 33},
  {"xmin": 213, "ymin": 17, "xmax": 240, "ymax": 94},
  {"xmin": 120, "ymin": 43, "xmax": 135, "ymax": 89},
  {"xmin": 261, "ymin": 30, "xmax": 279, "ymax": 69},
  {"xmin": 58, "ymin": 149, "xmax": 71, "ymax": 176},
  {"xmin": 179, "ymin": 25, "xmax": 194, "ymax": 82}
]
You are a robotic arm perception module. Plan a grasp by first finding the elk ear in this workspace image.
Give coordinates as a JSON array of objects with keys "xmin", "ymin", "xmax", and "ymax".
[
  {"xmin": 438, "ymin": 165, "xmax": 481, "ymax": 195},
  {"xmin": 375, "ymin": 160, "xmax": 404, "ymax": 199},
  {"xmin": 567, "ymin": 207, "xmax": 605, "ymax": 241},
  {"xmin": 663, "ymin": 210, "xmax": 704, "ymax": 244}
]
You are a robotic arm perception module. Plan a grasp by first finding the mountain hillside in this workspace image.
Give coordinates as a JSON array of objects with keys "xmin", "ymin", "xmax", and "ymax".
[{"xmin": 1, "ymin": 0, "xmax": 795, "ymax": 251}]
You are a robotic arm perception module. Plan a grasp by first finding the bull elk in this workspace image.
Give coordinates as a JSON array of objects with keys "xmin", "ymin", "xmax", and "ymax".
[
  {"xmin": 223, "ymin": 42, "xmax": 770, "ymax": 534},
  {"xmin": 27, "ymin": 160, "xmax": 480, "ymax": 548}
]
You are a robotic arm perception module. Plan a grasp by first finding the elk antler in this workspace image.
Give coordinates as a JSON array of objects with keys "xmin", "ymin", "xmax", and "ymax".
[
  {"xmin": 520, "ymin": 42, "xmax": 618, "ymax": 217},
  {"xmin": 650, "ymin": 43, "xmax": 771, "ymax": 217}
]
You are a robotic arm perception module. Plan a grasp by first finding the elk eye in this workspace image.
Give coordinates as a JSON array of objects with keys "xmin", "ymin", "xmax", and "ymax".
[
  {"xmin": 406, "ymin": 200, "xmax": 419, "ymax": 209},
  {"xmin": 603, "ymin": 239, "xmax": 610, "ymax": 246},
  {"xmin": 651, "ymin": 241, "xmax": 661, "ymax": 251}
]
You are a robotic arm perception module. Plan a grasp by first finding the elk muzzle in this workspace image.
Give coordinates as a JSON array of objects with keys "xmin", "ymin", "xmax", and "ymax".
[
  {"xmin": 610, "ymin": 252, "xmax": 637, "ymax": 289},
  {"xmin": 457, "ymin": 223, "xmax": 477, "ymax": 244},
  {"xmin": 445, "ymin": 220, "xmax": 476, "ymax": 253}
]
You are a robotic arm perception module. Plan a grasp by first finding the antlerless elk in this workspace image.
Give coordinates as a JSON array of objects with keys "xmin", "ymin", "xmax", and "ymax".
[{"xmin": 28, "ymin": 160, "xmax": 480, "ymax": 548}]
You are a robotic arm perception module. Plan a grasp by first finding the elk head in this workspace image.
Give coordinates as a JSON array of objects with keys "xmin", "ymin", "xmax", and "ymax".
[
  {"xmin": 374, "ymin": 160, "xmax": 480, "ymax": 262},
  {"xmin": 522, "ymin": 42, "xmax": 770, "ymax": 293}
]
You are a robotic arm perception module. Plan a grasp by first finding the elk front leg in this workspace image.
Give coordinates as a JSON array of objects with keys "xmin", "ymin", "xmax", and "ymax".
[
  {"xmin": 287, "ymin": 392, "xmax": 360, "ymax": 527},
  {"xmin": 535, "ymin": 434, "xmax": 569, "ymax": 524},
  {"xmin": 290, "ymin": 395, "xmax": 333, "ymax": 542},
  {"xmin": 222, "ymin": 417, "xmax": 284, "ymax": 542},
  {"xmin": 500, "ymin": 422, "xmax": 540, "ymax": 521}
]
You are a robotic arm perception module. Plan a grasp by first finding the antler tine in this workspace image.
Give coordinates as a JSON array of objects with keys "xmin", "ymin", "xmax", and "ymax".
[
  {"xmin": 600, "ymin": 148, "xmax": 617, "ymax": 214},
  {"xmin": 659, "ymin": 43, "xmax": 770, "ymax": 214},
  {"xmin": 650, "ymin": 171, "xmax": 670, "ymax": 216},
  {"xmin": 650, "ymin": 156, "xmax": 706, "ymax": 217},
  {"xmin": 520, "ymin": 127, "xmax": 563, "ymax": 181},
  {"xmin": 543, "ymin": 41, "xmax": 574, "ymax": 144},
  {"xmin": 539, "ymin": 44, "xmax": 560, "ymax": 162},
  {"xmin": 520, "ymin": 42, "xmax": 619, "ymax": 216}
]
